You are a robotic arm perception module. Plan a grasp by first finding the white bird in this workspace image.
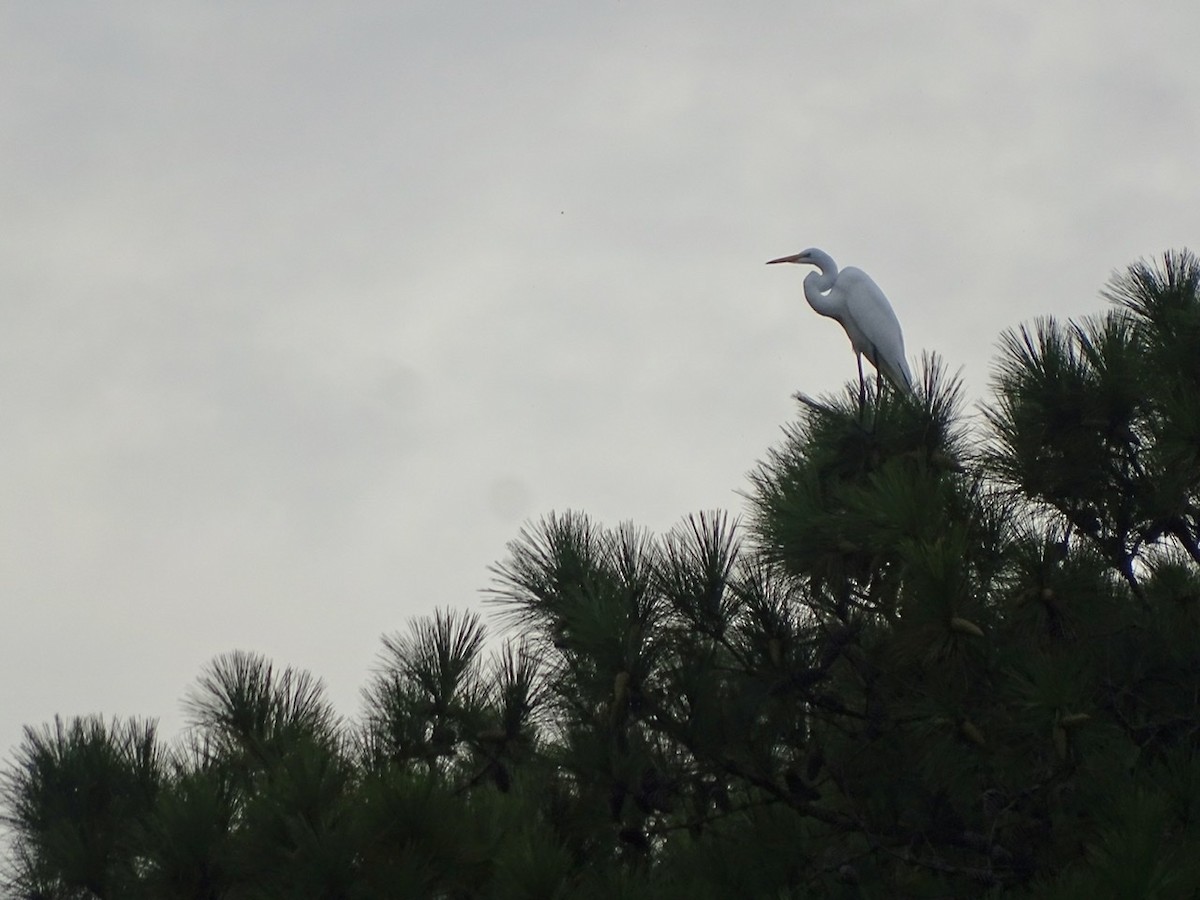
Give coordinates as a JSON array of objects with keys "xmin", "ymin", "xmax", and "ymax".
[{"xmin": 767, "ymin": 247, "xmax": 914, "ymax": 405}]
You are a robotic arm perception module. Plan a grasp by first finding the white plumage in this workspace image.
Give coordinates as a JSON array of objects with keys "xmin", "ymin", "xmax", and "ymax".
[{"xmin": 768, "ymin": 247, "xmax": 914, "ymax": 400}]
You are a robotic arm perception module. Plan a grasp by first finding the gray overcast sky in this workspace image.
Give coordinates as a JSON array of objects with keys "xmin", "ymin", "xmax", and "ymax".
[{"xmin": 2, "ymin": 2, "xmax": 1197, "ymax": 756}]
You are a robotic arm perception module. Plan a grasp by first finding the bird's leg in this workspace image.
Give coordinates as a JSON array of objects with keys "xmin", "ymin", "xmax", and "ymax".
[{"xmin": 856, "ymin": 354, "xmax": 866, "ymax": 414}]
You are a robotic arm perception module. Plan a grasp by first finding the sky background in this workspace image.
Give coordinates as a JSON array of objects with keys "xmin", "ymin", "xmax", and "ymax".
[{"xmin": 2, "ymin": 2, "xmax": 1197, "ymax": 760}]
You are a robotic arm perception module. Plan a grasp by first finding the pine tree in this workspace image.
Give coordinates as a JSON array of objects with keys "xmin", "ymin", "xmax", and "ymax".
[{"xmin": 4, "ymin": 251, "xmax": 1199, "ymax": 898}]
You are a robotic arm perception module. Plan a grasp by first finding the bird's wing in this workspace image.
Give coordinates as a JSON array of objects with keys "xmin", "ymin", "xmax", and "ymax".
[{"xmin": 838, "ymin": 267, "xmax": 914, "ymax": 391}]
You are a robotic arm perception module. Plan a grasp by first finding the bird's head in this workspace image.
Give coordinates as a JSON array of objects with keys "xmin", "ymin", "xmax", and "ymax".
[{"xmin": 766, "ymin": 248, "xmax": 820, "ymax": 266}]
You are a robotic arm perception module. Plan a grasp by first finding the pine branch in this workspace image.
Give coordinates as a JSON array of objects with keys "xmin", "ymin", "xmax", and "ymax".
[
  {"xmin": 1167, "ymin": 518, "xmax": 1200, "ymax": 566},
  {"xmin": 871, "ymin": 842, "xmax": 1001, "ymax": 887}
]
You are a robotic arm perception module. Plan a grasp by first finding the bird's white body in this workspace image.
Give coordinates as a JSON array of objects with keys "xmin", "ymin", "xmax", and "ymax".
[{"xmin": 767, "ymin": 248, "xmax": 914, "ymax": 395}]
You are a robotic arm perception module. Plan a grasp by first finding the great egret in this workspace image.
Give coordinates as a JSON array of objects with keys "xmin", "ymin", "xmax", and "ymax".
[{"xmin": 767, "ymin": 248, "xmax": 914, "ymax": 406}]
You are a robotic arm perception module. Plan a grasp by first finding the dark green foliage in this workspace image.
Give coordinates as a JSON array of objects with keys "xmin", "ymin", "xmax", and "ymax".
[
  {"xmin": 1, "ymin": 716, "xmax": 161, "ymax": 898},
  {"xmin": 985, "ymin": 250, "xmax": 1200, "ymax": 587},
  {"xmin": 183, "ymin": 650, "xmax": 341, "ymax": 765},
  {"xmin": 137, "ymin": 742, "xmax": 239, "ymax": 899},
  {"xmin": 5, "ymin": 250, "xmax": 1200, "ymax": 897}
]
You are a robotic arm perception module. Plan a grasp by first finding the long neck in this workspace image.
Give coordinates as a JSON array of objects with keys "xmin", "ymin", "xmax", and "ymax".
[{"xmin": 802, "ymin": 251, "xmax": 839, "ymax": 317}]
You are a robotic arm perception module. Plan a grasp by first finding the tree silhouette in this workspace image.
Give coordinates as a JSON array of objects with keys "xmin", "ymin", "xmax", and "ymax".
[{"xmin": 4, "ymin": 251, "xmax": 1200, "ymax": 898}]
